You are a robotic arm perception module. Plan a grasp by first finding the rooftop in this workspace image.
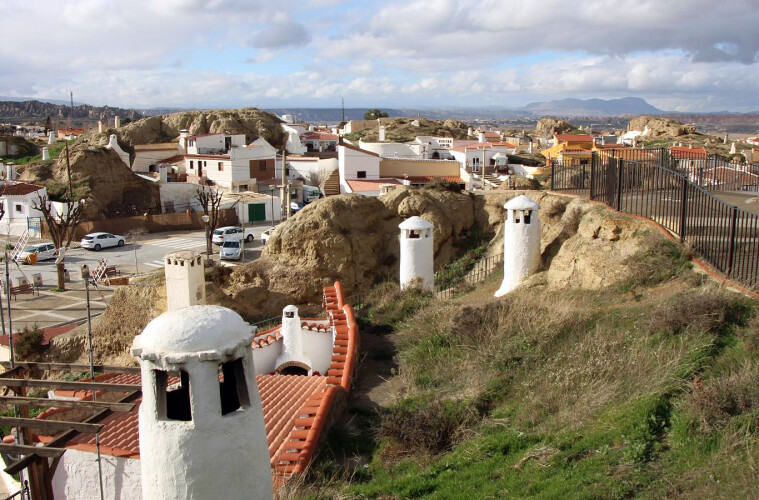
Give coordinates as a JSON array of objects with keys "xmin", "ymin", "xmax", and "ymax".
[
  {"xmin": 0, "ymin": 182, "xmax": 46, "ymax": 196},
  {"xmin": 346, "ymin": 178, "xmax": 402, "ymax": 192}
]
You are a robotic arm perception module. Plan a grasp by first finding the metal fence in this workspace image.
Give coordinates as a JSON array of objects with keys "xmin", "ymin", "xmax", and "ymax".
[
  {"xmin": 551, "ymin": 151, "xmax": 759, "ymax": 291},
  {"xmin": 435, "ymin": 252, "xmax": 504, "ymax": 300}
]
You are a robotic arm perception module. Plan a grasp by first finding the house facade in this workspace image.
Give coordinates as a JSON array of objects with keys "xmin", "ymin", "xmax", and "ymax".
[{"xmin": 184, "ymin": 135, "xmax": 277, "ymax": 192}]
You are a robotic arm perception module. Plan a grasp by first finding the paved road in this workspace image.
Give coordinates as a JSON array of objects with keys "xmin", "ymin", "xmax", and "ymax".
[{"xmin": 0, "ymin": 222, "xmax": 276, "ymax": 334}]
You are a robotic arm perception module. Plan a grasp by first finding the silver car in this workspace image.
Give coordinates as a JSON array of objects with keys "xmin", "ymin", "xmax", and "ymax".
[
  {"xmin": 80, "ymin": 232, "xmax": 125, "ymax": 251},
  {"xmin": 219, "ymin": 239, "xmax": 242, "ymax": 261},
  {"xmin": 18, "ymin": 242, "xmax": 57, "ymax": 264}
]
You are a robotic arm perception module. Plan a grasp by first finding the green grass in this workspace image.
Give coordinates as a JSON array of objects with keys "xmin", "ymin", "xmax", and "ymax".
[
  {"xmin": 289, "ymin": 241, "xmax": 759, "ymax": 499},
  {"xmin": 10, "ymin": 140, "xmax": 72, "ymax": 165}
]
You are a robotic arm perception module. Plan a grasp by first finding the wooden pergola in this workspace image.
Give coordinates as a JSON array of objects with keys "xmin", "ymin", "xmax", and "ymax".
[{"xmin": 0, "ymin": 362, "xmax": 141, "ymax": 500}]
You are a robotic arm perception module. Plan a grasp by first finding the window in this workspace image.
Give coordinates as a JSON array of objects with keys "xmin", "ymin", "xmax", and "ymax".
[
  {"xmin": 218, "ymin": 162, "xmax": 224, "ymax": 171},
  {"xmin": 14, "ymin": 204, "xmax": 23, "ymax": 213},
  {"xmin": 155, "ymin": 370, "xmax": 192, "ymax": 421},
  {"xmin": 218, "ymin": 359, "xmax": 250, "ymax": 416},
  {"xmin": 357, "ymin": 171, "xmax": 367, "ymax": 179},
  {"xmin": 189, "ymin": 160, "xmax": 194, "ymax": 170}
]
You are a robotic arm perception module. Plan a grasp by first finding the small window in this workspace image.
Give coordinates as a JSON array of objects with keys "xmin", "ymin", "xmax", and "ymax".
[
  {"xmin": 189, "ymin": 160, "xmax": 194, "ymax": 169},
  {"xmin": 218, "ymin": 162, "xmax": 223, "ymax": 171},
  {"xmin": 15, "ymin": 204, "xmax": 23, "ymax": 213},
  {"xmin": 409, "ymin": 229, "xmax": 420, "ymax": 239},
  {"xmin": 155, "ymin": 370, "xmax": 192, "ymax": 421},
  {"xmin": 357, "ymin": 171, "xmax": 367, "ymax": 179},
  {"xmin": 219, "ymin": 359, "xmax": 250, "ymax": 416}
]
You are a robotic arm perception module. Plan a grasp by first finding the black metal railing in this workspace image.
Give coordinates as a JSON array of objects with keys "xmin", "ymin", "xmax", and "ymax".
[{"xmin": 551, "ymin": 151, "xmax": 759, "ymax": 291}]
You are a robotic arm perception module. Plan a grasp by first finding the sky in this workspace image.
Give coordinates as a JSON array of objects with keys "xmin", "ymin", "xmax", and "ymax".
[{"xmin": 2, "ymin": 0, "xmax": 759, "ymax": 112}]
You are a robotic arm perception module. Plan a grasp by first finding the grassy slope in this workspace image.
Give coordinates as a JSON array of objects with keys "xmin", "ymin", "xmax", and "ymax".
[{"xmin": 287, "ymin": 241, "xmax": 759, "ymax": 499}]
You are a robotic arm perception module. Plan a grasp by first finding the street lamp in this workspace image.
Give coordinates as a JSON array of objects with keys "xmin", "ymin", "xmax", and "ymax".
[
  {"xmin": 201, "ymin": 214, "xmax": 211, "ymax": 264},
  {"xmin": 237, "ymin": 196, "xmax": 244, "ymax": 264},
  {"xmin": 269, "ymin": 187, "xmax": 276, "ymax": 227}
]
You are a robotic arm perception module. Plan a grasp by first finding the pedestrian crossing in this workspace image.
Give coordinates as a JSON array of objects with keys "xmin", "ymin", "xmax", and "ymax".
[
  {"xmin": 143, "ymin": 237, "xmax": 205, "ymax": 251},
  {"xmin": 142, "ymin": 238, "xmax": 206, "ymax": 268}
]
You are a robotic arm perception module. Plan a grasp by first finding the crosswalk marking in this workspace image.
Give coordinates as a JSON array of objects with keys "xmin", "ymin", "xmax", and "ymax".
[
  {"xmin": 142, "ymin": 238, "xmax": 205, "ymax": 251},
  {"xmin": 144, "ymin": 260, "xmax": 165, "ymax": 268}
]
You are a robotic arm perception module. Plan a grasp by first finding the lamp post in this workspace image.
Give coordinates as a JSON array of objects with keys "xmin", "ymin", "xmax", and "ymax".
[
  {"xmin": 201, "ymin": 214, "xmax": 211, "ymax": 264},
  {"xmin": 237, "ymin": 196, "xmax": 244, "ymax": 264},
  {"xmin": 269, "ymin": 187, "xmax": 275, "ymax": 227}
]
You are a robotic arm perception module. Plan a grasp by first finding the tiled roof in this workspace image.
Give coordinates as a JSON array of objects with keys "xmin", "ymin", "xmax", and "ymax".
[
  {"xmin": 184, "ymin": 153, "xmax": 230, "ymax": 160},
  {"xmin": 405, "ymin": 176, "xmax": 464, "ymax": 183},
  {"xmin": 24, "ymin": 282, "xmax": 359, "ymax": 488},
  {"xmin": 133, "ymin": 143, "xmax": 178, "ymax": 151},
  {"xmin": 340, "ymin": 143, "xmax": 380, "ymax": 157},
  {"xmin": 449, "ymin": 141, "xmax": 517, "ymax": 152},
  {"xmin": 701, "ymin": 167, "xmax": 759, "ymax": 185},
  {"xmin": 669, "ymin": 146, "xmax": 708, "ymax": 159},
  {"xmin": 0, "ymin": 182, "xmax": 46, "ymax": 196},
  {"xmin": 0, "ymin": 324, "xmax": 77, "ymax": 348},
  {"xmin": 346, "ymin": 178, "xmax": 402, "ymax": 192},
  {"xmin": 302, "ymin": 131, "xmax": 338, "ymax": 141},
  {"xmin": 555, "ymin": 134, "xmax": 593, "ymax": 142}
]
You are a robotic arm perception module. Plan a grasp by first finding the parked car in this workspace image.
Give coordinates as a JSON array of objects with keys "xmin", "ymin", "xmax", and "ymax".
[
  {"xmin": 212, "ymin": 226, "xmax": 254, "ymax": 245},
  {"xmin": 18, "ymin": 242, "xmax": 57, "ymax": 264},
  {"xmin": 219, "ymin": 239, "xmax": 242, "ymax": 261},
  {"xmin": 290, "ymin": 202, "xmax": 303, "ymax": 214},
  {"xmin": 80, "ymin": 232, "xmax": 125, "ymax": 251},
  {"xmin": 260, "ymin": 226, "xmax": 278, "ymax": 245}
]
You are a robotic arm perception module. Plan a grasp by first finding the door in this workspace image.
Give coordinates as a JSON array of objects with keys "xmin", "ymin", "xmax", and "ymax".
[{"xmin": 248, "ymin": 203, "xmax": 266, "ymax": 222}]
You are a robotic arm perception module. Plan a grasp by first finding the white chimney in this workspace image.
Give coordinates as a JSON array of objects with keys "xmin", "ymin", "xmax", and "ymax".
[
  {"xmin": 41, "ymin": 147, "xmax": 50, "ymax": 161},
  {"xmin": 48, "ymin": 131, "xmax": 56, "ymax": 144},
  {"xmin": 163, "ymin": 251, "xmax": 206, "ymax": 311},
  {"xmin": 5, "ymin": 162, "xmax": 15, "ymax": 181},
  {"xmin": 399, "ymin": 216, "xmax": 434, "ymax": 292},
  {"xmin": 379, "ymin": 125, "xmax": 386, "ymax": 142},
  {"xmin": 114, "ymin": 116, "xmax": 121, "ymax": 128},
  {"xmin": 98, "ymin": 121, "xmax": 103, "ymax": 134},
  {"xmin": 467, "ymin": 127, "xmax": 472, "ymax": 136},
  {"xmin": 131, "ymin": 305, "xmax": 272, "ymax": 500},
  {"xmin": 274, "ymin": 305, "xmax": 312, "ymax": 374},
  {"xmin": 478, "ymin": 131, "xmax": 485, "ymax": 143},
  {"xmin": 495, "ymin": 195, "xmax": 541, "ymax": 297},
  {"xmin": 158, "ymin": 164, "xmax": 169, "ymax": 183}
]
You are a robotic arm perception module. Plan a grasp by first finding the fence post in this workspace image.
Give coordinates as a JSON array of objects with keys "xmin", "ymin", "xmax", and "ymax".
[
  {"xmin": 589, "ymin": 153, "xmax": 596, "ymax": 200},
  {"xmin": 726, "ymin": 206, "xmax": 738, "ymax": 277},
  {"xmin": 679, "ymin": 178, "xmax": 688, "ymax": 242},
  {"xmin": 550, "ymin": 159, "xmax": 555, "ymax": 191},
  {"xmin": 616, "ymin": 158, "xmax": 624, "ymax": 211}
]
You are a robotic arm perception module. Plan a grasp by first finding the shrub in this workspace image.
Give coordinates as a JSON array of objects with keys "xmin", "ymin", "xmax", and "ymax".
[
  {"xmin": 621, "ymin": 240, "xmax": 691, "ymax": 290},
  {"xmin": 688, "ymin": 362, "xmax": 759, "ymax": 432},
  {"xmin": 360, "ymin": 281, "xmax": 433, "ymax": 329},
  {"xmin": 647, "ymin": 291, "xmax": 752, "ymax": 336},
  {"xmin": 14, "ymin": 325, "xmax": 45, "ymax": 359},
  {"xmin": 379, "ymin": 397, "xmax": 481, "ymax": 453},
  {"xmin": 421, "ymin": 179, "xmax": 462, "ymax": 193}
]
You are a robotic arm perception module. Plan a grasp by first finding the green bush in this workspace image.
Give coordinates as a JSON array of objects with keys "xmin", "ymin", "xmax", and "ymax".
[{"xmin": 14, "ymin": 324, "xmax": 45, "ymax": 359}]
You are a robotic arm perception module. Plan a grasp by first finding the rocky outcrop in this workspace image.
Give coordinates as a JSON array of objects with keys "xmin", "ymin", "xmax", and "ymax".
[
  {"xmin": 627, "ymin": 116, "xmax": 697, "ymax": 137},
  {"xmin": 536, "ymin": 117, "xmax": 574, "ymax": 136},
  {"xmin": 0, "ymin": 100, "xmax": 140, "ymax": 122},
  {"xmin": 119, "ymin": 108, "xmax": 288, "ymax": 150}
]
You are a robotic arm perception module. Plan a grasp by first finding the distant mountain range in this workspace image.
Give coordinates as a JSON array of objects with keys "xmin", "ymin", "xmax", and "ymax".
[{"xmin": 521, "ymin": 97, "xmax": 664, "ymax": 117}]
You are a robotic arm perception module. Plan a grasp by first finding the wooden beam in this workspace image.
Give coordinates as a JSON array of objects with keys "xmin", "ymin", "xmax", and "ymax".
[
  {"xmin": 0, "ymin": 366, "xmax": 24, "ymax": 378},
  {"xmin": 0, "ymin": 417, "xmax": 104, "ymax": 434},
  {"xmin": 0, "ymin": 396, "xmax": 135, "ymax": 412},
  {"xmin": 0, "ymin": 378, "xmax": 140, "ymax": 392},
  {"xmin": 0, "ymin": 444, "xmax": 66, "ymax": 458},
  {"xmin": 0, "ymin": 362, "xmax": 140, "ymax": 375},
  {"xmin": 4, "ymin": 390, "xmax": 142, "ymax": 476}
]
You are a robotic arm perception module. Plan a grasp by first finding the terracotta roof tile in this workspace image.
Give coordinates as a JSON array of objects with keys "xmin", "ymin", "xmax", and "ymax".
[
  {"xmin": 346, "ymin": 179, "xmax": 401, "ymax": 192},
  {"xmin": 0, "ymin": 324, "xmax": 76, "ymax": 347},
  {"xmin": 669, "ymin": 146, "xmax": 708, "ymax": 159},
  {"xmin": 405, "ymin": 176, "xmax": 463, "ymax": 183},
  {"xmin": 340, "ymin": 143, "xmax": 380, "ymax": 157},
  {"xmin": 0, "ymin": 182, "xmax": 46, "ymax": 196},
  {"xmin": 555, "ymin": 134, "xmax": 593, "ymax": 142}
]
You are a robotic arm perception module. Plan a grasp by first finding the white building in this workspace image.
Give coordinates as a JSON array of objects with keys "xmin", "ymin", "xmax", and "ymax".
[{"xmin": 0, "ymin": 182, "xmax": 47, "ymax": 236}]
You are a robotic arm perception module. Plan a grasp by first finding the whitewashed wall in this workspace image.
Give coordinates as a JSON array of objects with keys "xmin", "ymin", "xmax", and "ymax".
[{"xmin": 52, "ymin": 450, "xmax": 141, "ymax": 500}]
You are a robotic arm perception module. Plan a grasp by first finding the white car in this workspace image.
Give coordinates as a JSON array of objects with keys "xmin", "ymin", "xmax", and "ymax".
[
  {"xmin": 18, "ymin": 242, "xmax": 57, "ymax": 264},
  {"xmin": 212, "ymin": 226, "xmax": 254, "ymax": 245},
  {"xmin": 80, "ymin": 232, "xmax": 125, "ymax": 251},
  {"xmin": 261, "ymin": 227, "xmax": 276, "ymax": 245},
  {"xmin": 219, "ymin": 239, "xmax": 243, "ymax": 261}
]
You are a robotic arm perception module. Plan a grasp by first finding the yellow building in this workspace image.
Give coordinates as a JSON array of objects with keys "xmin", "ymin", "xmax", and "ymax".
[{"xmin": 541, "ymin": 134, "xmax": 593, "ymax": 165}]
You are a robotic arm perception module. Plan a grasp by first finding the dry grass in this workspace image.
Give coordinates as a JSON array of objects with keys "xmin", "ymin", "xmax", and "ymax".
[{"xmin": 688, "ymin": 361, "xmax": 759, "ymax": 432}]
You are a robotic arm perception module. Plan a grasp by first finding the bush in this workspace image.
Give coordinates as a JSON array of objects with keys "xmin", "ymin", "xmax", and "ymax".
[
  {"xmin": 421, "ymin": 179, "xmax": 463, "ymax": 193},
  {"xmin": 621, "ymin": 240, "xmax": 691, "ymax": 290},
  {"xmin": 647, "ymin": 291, "xmax": 752, "ymax": 336},
  {"xmin": 15, "ymin": 325, "xmax": 45, "ymax": 359},
  {"xmin": 379, "ymin": 397, "xmax": 481, "ymax": 453},
  {"xmin": 360, "ymin": 281, "xmax": 433, "ymax": 329},
  {"xmin": 688, "ymin": 362, "xmax": 759, "ymax": 432}
]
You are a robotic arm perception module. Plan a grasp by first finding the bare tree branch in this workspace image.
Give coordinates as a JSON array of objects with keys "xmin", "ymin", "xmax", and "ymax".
[{"xmin": 31, "ymin": 194, "xmax": 86, "ymax": 289}]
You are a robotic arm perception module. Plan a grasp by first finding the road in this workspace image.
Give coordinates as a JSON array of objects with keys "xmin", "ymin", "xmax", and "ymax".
[{"xmin": 0, "ymin": 222, "xmax": 276, "ymax": 334}]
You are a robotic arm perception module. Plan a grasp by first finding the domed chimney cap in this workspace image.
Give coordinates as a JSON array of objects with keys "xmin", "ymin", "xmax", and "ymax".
[
  {"xmin": 131, "ymin": 305, "xmax": 254, "ymax": 363},
  {"xmin": 503, "ymin": 195, "xmax": 540, "ymax": 211},
  {"xmin": 399, "ymin": 216, "xmax": 433, "ymax": 231}
]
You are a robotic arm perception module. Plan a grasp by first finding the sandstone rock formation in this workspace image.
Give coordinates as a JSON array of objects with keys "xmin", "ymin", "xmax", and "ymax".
[
  {"xmin": 536, "ymin": 117, "xmax": 574, "ymax": 136},
  {"xmin": 119, "ymin": 108, "xmax": 288, "ymax": 150},
  {"xmin": 627, "ymin": 116, "xmax": 697, "ymax": 137}
]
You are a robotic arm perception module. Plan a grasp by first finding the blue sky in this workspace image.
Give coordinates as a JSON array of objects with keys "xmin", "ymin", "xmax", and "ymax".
[{"xmin": 1, "ymin": 0, "xmax": 759, "ymax": 112}]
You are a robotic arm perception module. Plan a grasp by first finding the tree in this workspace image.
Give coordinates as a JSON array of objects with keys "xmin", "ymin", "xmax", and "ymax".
[
  {"xmin": 194, "ymin": 186, "xmax": 223, "ymax": 261},
  {"xmin": 364, "ymin": 109, "xmax": 389, "ymax": 120},
  {"xmin": 44, "ymin": 115, "xmax": 52, "ymax": 134},
  {"xmin": 31, "ymin": 195, "xmax": 86, "ymax": 290}
]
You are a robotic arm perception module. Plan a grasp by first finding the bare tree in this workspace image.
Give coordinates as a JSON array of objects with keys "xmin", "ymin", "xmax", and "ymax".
[
  {"xmin": 193, "ymin": 186, "xmax": 223, "ymax": 260},
  {"xmin": 31, "ymin": 195, "xmax": 86, "ymax": 290},
  {"xmin": 304, "ymin": 165, "xmax": 335, "ymax": 192}
]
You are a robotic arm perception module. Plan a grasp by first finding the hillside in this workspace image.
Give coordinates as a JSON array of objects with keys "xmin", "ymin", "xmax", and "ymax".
[
  {"xmin": 343, "ymin": 117, "xmax": 470, "ymax": 142},
  {"xmin": 119, "ymin": 108, "xmax": 288, "ymax": 150},
  {"xmin": 0, "ymin": 100, "xmax": 141, "ymax": 124},
  {"xmin": 524, "ymin": 97, "xmax": 664, "ymax": 117}
]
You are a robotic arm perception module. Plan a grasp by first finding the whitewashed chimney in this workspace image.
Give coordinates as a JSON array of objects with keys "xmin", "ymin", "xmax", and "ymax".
[
  {"xmin": 178, "ymin": 129, "xmax": 189, "ymax": 153},
  {"xmin": 41, "ymin": 147, "xmax": 50, "ymax": 161},
  {"xmin": 158, "ymin": 164, "xmax": 169, "ymax": 183},
  {"xmin": 164, "ymin": 251, "xmax": 205, "ymax": 311},
  {"xmin": 5, "ymin": 162, "xmax": 15, "ymax": 181},
  {"xmin": 378, "ymin": 125, "xmax": 386, "ymax": 142},
  {"xmin": 131, "ymin": 305, "xmax": 273, "ymax": 500},
  {"xmin": 467, "ymin": 127, "xmax": 473, "ymax": 136},
  {"xmin": 48, "ymin": 132, "xmax": 56, "ymax": 144},
  {"xmin": 730, "ymin": 142, "xmax": 736, "ymax": 154},
  {"xmin": 97, "ymin": 121, "xmax": 103, "ymax": 134},
  {"xmin": 114, "ymin": 116, "xmax": 121, "ymax": 128},
  {"xmin": 478, "ymin": 131, "xmax": 486, "ymax": 143},
  {"xmin": 274, "ymin": 305, "xmax": 312, "ymax": 374},
  {"xmin": 495, "ymin": 195, "xmax": 541, "ymax": 297},
  {"xmin": 399, "ymin": 216, "xmax": 434, "ymax": 291}
]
